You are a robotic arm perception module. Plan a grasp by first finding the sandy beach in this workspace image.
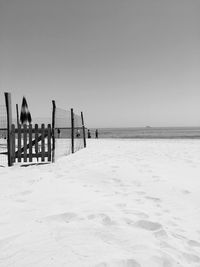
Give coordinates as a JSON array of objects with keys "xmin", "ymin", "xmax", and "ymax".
[{"xmin": 0, "ymin": 139, "xmax": 200, "ymax": 267}]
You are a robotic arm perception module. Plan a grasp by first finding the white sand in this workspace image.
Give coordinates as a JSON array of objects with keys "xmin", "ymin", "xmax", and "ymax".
[{"xmin": 0, "ymin": 139, "xmax": 200, "ymax": 267}]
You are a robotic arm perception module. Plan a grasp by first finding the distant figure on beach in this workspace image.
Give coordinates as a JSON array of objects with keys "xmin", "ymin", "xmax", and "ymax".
[
  {"xmin": 87, "ymin": 129, "xmax": 91, "ymax": 138},
  {"xmin": 76, "ymin": 129, "xmax": 80, "ymax": 138},
  {"xmin": 57, "ymin": 128, "xmax": 61, "ymax": 138},
  {"xmin": 95, "ymin": 129, "xmax": 98, "ymax": 139},
  {"xmin": 20, "ymin": 96, "xmax": 32, "ymax": 125}
]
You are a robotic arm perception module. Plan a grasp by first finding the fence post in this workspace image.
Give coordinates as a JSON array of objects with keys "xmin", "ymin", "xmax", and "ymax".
[
  {"xmin": 81, "ymin": 111, "xmax": 86, "ymax": 148},
  {"xmin": 16, "ymin": 104, "xmax": 19, "ymax": 127},
  {"xmin": 71, "ymin": 108, "xmax": 74, "ymax": 153},
  {"xmin": 4, "ymin": 92, "xmax": 13, "ymax": 166},
  {"xmin": 52, "ymin": 100, "xmax": 56, "ymax": 162}
]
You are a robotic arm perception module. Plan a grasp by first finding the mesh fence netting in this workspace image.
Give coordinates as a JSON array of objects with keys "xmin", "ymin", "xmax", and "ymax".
[
  {"xmin": 0, "ymin": 104, "xmax": 7, "ymax": 166},
  {"xmin": 55, "ymin": 107, "xmax": 84, "ymax": 160},
  {"xmin": 74, "ymin": 113, "xmax": 84, "ymax": 152},
  {"xmin": 0, "ymin": 97, "xmax": 86, "ymax": 165}
]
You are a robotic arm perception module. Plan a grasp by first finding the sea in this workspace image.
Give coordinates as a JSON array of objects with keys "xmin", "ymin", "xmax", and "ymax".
[
  {"xmin": 91, "ymin": 127, "xmax": 200, "ymax": 139},
  {"xmin": 1, "ymin": 126, "xmax": 200, "ymax": 140}
]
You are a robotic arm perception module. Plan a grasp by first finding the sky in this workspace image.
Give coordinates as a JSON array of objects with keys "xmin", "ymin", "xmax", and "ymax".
[{"xmin": 0, "ymin": 0, "xmax": 200, "ymax": 127}]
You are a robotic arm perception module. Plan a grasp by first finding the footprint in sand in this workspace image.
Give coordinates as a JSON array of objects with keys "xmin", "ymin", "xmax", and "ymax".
[
  {"xmin": 182, "ymin": 190, "xmax": 190, "ymax": 194},
  {"xmin": 134, "ymin": 220, "xmax": 162, "ymax": 231},
  {"xmin": 171, "ymin": 233, "xmax": 186, "ymax": 241},
  {"xmin": 20, "ymin": 190, "xmax": 32, "ymax": 196},
  {"xmin": 183, "ymin": 252, "xmax": 200, "ymax": 263},
  {"xmin": 151, "ymin": 255, "xmax": 176, "ymax": 267},
  {"xmin": 154, "ymin": 229, "xmax": 168, "ymax": 239},
  {"xmin": 145, "ymin": 196, "xmax": 161, "ymax": 203},
  {"xmin": 45, "ymin": 212, "xmax": 79, "ymax": 223},
  {"xmin": 95, "ymin": 258, "xmax": 141, "ymax": 267},
  {"xmin": 98, "ymin": 214, "xmax": 116, "ymax": 226},
  {"xmin": 187, "ymin": 239, "xmax": 200, "ymax": 247},
  {"xmin": 88, "ymin": 213, "xmax": 116, "ymax": 226},
  {"xmin": 124, "ymin": 210, "xmax": 149, "ymax": 219}
]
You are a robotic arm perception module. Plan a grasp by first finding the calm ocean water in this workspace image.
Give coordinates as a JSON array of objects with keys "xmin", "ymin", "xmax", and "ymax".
[
  {"xmin": 2, "ymin": 127, "xmax": 200, "ymax": 140},
  {"xmin": 91, "ymin": 127, "xmax": 200, "ymax": 139}
]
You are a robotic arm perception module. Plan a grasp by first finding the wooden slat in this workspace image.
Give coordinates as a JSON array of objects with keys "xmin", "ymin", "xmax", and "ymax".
[
  {"xmin": 23, "ymin": 124, "xmax": 27, "ymax": 162},
  {"xmin": 41, "ymin": 124, "xmax": 45, "ymax": 162},
  {"xmin": 18, "ymin": 124, "xmax": 22, "ymax": 162},
  {"xmin": 29, "ymin": 124, "xmax": 32, "ymax": 162},
  {"xmin": 47, "ymin": 124, "xmax": 51, "ymax": 161},
  {"xmin": 11, "ymin": 124, "xmax": 15, "ymax": 163},
  {"xmin": 35, "ymin": 124, "xmax": 39, "ymax": 161}
]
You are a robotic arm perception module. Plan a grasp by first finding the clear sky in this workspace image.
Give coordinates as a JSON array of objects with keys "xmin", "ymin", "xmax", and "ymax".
[{"xmin": 0, "ymin": 0, "xmax": 200, "ymax": 127}]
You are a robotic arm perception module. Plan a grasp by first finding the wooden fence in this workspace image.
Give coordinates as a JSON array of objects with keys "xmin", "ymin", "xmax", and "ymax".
[
  {"xmin": 2, "ymin": 92, "xmax": 86, "ymax": 166},
  {"xmin": 10, "ymin": 124, "xmax": 52, "ymax": 163}
]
